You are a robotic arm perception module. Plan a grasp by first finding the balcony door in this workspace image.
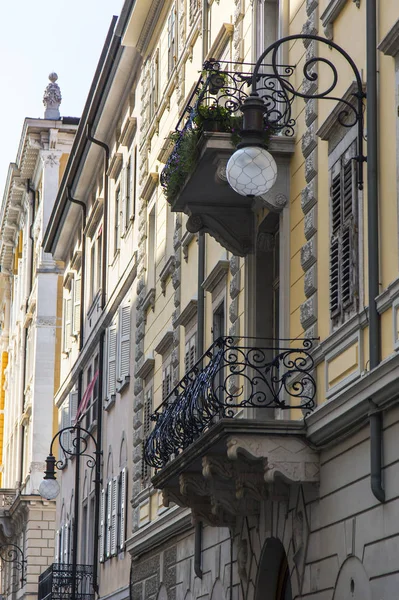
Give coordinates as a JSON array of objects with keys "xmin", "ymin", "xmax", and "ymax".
[{"xmin": 255, "ymin": 538, "xmax": 292, "ymax": 600}]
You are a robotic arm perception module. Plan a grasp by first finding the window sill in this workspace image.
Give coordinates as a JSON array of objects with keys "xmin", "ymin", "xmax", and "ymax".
[
  {"xmin": 104, "ymin": 395, "xmax": 116, "ymax": 412},
  {"xmin": 116, "ymin": 376, "xmax": 130, "ymax": 394}
]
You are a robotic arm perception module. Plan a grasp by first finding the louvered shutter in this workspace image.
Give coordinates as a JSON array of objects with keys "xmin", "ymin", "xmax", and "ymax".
[
  {"xmin": 60, "ymin": 525, "xmax": 65, "ymax": 565},
  {"xmin": 107, "ymin": 323, "xmax": 117, "ymax": 398},
  {"xmin": 110, "ymin": 476, "xmax": 119, "ymax": 556},
  {"xmin": 73, "ymin": 276, "xmax": 81, "ymax": 336},
  {"xmin": 63, "ymin": 522, "xmax": 69, "ymax": 564},
  {"xmin": 55, "ymin": 529, "xmax": 60, "ymax": 563},
  {"xmin": 106, "ymin": 480, "xmax": 112, "ymax": 558},
  {"xmin": 61, "ymin": 401, "xmax": 70, "ymax": 459},
  {"xmin": 118, "ymin": 304, "xmax": 131, "ymax": 381},
  {"xmin": 329, "ymin": 151, "xmax": 357, "ymax": 322},
  {"xmin": 119, "ymin": 468, "xmax": 127, "ymax": 551},
  {"xmin": 99, "ymin": 488, "xmax": 105, "ymax": 563},
  {"xmin": 64, "ymin": 297, "xmax": 72, "ymax": 351}
]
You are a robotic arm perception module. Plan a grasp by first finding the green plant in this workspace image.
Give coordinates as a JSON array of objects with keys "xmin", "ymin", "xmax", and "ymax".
[{"xmin": 162, "ymin": 128, "xmax": 200, "ymax": 200}]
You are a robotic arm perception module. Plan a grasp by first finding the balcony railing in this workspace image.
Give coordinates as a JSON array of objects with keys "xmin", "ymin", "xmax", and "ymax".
[
  {"xmin": 144, "ymin": 337, "xmax": 316, "ymax": 469},
  {"xmin": 38, "ymin": 563, "xmax": 94, "ymax": 600},
  {"xmin": 160, "ymin": 58, "xmax": 296, "ymax": 198}
]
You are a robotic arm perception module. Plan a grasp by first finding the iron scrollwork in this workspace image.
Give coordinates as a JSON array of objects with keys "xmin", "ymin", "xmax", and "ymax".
[
  {"xmin": 0, "ymin": 543, "xmax": 27, "ymax": 593},
  {"xmin": 144, "ymin": 337, "xmax": 316, "ymax": 470}
]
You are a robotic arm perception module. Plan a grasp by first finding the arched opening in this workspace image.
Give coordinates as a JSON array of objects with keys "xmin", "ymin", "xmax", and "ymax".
[{"xmin": 255, "ymin": 538, "xmax": 292, "ymax": 600}]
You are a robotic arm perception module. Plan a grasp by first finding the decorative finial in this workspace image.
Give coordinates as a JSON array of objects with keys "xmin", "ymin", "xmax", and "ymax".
[{"xmin": 43, "ymin": 72, "xmax": 62, "ymax": 120}]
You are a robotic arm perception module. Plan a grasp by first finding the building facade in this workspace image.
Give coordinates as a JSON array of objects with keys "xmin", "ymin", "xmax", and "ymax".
[
  {"xmin": 0, "ymin": 77, "xmax": 77, "ymax": 600},
  {"xmin": 35, "ymin": 0, "xmax": 399, "ymax": 599}
]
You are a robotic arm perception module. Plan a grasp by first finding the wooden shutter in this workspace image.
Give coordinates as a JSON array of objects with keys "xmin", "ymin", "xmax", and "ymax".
[
  {"xmin": 141, "ymin": 391, "xmax": 152, "ymax": 485},
  {"xmin": 73, "ymin": 276, "xmax": 81, "ymax": 336},
  {"xmin": 110, "ymin": 476, "xmax": 119, "ymax": 556},
  {"xmin": 60, "ymin": 525, "xmax": 65, "ymax": 565},
  {"xmin": 107, "ymin": 323, "xmax": 117, "ymax": 398},
  {"xmin": 162, "ymin": 363, "xmax": 171, "ymax": 401},
  {"xmin": 55, "ymin": 529, "xmax": 60, "ymax": 563},
  {"xmin": 119, "ymin": 468, "xmax": 127, "ymax": 551},
  {"xmin": 118, "ymin": 304, "xmax": 131, "ymax": 381},
  {"xmin": 64, "ymin": 297, "xmax": 72, "ymax": 351},
  {"xmin": 329, "ymin": 151, "xmax": 357, "ymax": 322},
  {"xmin": 99, "ymin": 488, "xmax": 105, "ymax": 563},
  {"xmin": 63, "ymin": 522, "xmax": 69, "ymax": 564},
  {"xmin": 106, "ymin": 480, "xmax": 112, "ymax": 558},
  {"xmin": 61, "ymin": 400, "xmax": 70, "ymax": 458},
  {"xmin": 185, "ymin": 333, "xmax": 196, "ymax": 372}
]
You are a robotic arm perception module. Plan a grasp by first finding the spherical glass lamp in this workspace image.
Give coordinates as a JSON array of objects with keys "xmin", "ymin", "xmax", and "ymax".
[
  {"xmin": 38, "ymin": 478, "xmax": 60, "ymax": 500},
  {"xmin": 226, "ymin": 146, "xmax": 278, "ymax": 197}
]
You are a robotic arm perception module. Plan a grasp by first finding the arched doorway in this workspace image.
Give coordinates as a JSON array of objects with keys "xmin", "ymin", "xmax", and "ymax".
[{"xmin": 255, "ymin": 538, "xmax": 292, "ymax": 600}]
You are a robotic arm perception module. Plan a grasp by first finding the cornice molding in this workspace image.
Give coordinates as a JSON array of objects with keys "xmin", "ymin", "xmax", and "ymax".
[
  {"xmin": 378, "ymin": 19, "xmax": 399, "ymax": 57},
  {"xmin": 320, "ymin": 0, "xmax": 360, "ymax": 40}
]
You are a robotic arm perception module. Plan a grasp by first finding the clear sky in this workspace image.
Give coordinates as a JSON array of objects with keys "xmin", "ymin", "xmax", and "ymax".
[{"xmin": 0, "ymin": 0, "xmax": 125, "ymax": 194}]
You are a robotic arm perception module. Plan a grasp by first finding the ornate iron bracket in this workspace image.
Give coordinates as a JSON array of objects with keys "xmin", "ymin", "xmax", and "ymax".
[{"xmin": 0, "ymin": 543, "xmax": 27, "ymax": 593}]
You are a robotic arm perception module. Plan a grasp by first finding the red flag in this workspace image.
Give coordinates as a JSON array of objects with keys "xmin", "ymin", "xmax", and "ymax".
[{"xmin": 75, "ymin": 370, "xmax": 99, "ymax": 423}]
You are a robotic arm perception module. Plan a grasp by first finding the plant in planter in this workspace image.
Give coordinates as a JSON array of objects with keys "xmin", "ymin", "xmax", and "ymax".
[
  {"xmin": 193, "ymin": 104, "xmax": 232, "ymax": 132},
  {"xmin": 162, "ymin": 128, "xmax": 200, "ymax": 201}
]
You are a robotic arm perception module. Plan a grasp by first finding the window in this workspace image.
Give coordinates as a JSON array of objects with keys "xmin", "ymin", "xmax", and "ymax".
[
  {"xmin": 63, "ymin": 292, "xmax": 72, "ymax": 353},
  {"xmin": 60, "ymin": 390, "xmax": 78, "ymax": 459},
  {"xmin": 99, "ymin": 468, "xmax": 128, "ymax": 562},
  {"xmin": 329, "ymin": 143, "xmax": 358, "ymax": 325},
  {"xmin": 89, "ymin": 225, "xmax": 102, "ymax": 305},
  {"xmin": 114, "ymin": 186, "xmax": 121, "ymax": 255},
  {"xmin": 189, "ymin": 0, "xmax": 199, "ymax": 24},
  {"xmin": 167, "ymin": 6, "xmax": 176, "ymax": 78},
  {"xmin": 141, "ymin": 385, "xmax": 153, "ymax": 488},
  {"xmin": 162, "ymin": 354, "xmax": 172, "ymax": 401},
  {"xmin": 84, "ymin": 356, "xmax": 99, "ymax": 429},
  {"xmin": 73, "ymin": 274, "xmax": 81, "ymax": 337},
  {"xmin": 253, "ymin": 0, "xmax": 278, "ymax": 60},
  {"xmin": 106, "ymin": 302, "xmax": 131, "ymax": 401},
  {"xmin": 55, "ymin": 516, "xmax": 73, "ymax": 565},
  {"xmin": 185, "ymin": 331, "xmax": 197, "ymax": 373},
  {"xmin": 147, "ymin": 206, "xmax": 156, "ymax": 290},
  {"xmin": 125, "ymin": 159, "xmax": 131, "ymax": 231},
  {"xmin": 149, "ymin": 52, "xmax": 159, "ymax": 122}
]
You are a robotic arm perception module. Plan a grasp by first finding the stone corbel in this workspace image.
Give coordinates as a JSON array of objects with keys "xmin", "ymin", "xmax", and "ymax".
[{"xmin": 226, "ymin": 435, "xmax": 319, "ymax": 485}]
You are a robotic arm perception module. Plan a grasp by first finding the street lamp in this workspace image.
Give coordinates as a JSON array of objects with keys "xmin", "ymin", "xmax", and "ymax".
[
  {"xmin": 226, "ymin": 34, "xmax": 366, "ymax": 196},
  {"xmin": 38, "ymin": 423, "xmax": 101, "ymax": 600}
]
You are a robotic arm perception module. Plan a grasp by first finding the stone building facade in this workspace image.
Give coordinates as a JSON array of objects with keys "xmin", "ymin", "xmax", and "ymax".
[{"xmin": 0, "ymin": 76, "xmax": 77, "ymax": 600}]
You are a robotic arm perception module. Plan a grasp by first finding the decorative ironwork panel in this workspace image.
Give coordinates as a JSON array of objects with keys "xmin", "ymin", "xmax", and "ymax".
[
  {"xmin": 144, "ymin": 337, "xmax": 316, "ymax": 469},
  {"xmin": 38, "ymin": 563, "xmax": 94, "ymax": 600}
]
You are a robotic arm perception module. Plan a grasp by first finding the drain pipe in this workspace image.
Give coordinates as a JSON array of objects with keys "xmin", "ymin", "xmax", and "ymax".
[
  {"xmin": 194, "ymin": 231, "xmax": 205, "ymax": 579},
  {"xmin": 85, "ymin": 124, "xmax": 109, "ymax": 591},
  {"xmin": 66, "ymin": 188, "xmax": 86, "ymax": 351},
  {"xmin": 367, "ymin": 0, "xmax": 384, "ymax": 503}
]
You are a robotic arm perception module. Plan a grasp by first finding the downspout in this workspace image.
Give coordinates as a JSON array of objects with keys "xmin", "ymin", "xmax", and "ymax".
[
  {"xmin": 202, "ymin": 0, "xmax": 209, "ymax": 60},
  {"xmin": 66, "ymin": 187, "xmax": 86, "ymax": 351},
  {"xmin": 85, "ymin": 125, "xmax": 109, "ymax": 591},
  {"xmin": 194, "ymin": 231, "xmax": 205, "ymax": 579},
  {"xmin": 367, "ymin": 0, "xmax": 385, "ymax": 502},
  {"xmin": 19, "ymin": 181, "xmax": 35, "ymax": 489}
]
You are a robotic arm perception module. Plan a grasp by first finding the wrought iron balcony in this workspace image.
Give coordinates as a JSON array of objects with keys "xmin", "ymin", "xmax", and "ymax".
[
  {"xmin": 160, "ymin": 60, "xmax": 296, "ymax": 256},
  {"xmin": 144, "ymin": 337, "xmax": 316, "ymax": 470},
  {"xmin": 38, "ymin": 563, "xmax": 94, "ymax": 600}
]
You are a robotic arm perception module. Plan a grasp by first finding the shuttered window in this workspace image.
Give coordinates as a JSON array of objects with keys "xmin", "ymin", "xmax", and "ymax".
[
  {"xmin": 110, "ymin": 476, "xmax": 119, "ymax": 556},
  {"xmin": 107, "ymin": 323, "xmax": 117, "ymax": 399},
  {"xmin": 118, "ymin": 304, "xmax": 131, "ymax": 382},
  {"xmin": 184, "ymin": 333, "xmax": 197, "ymax": 373},
  {"xmin": 106, "ymin": 480, "xmax": 113, "ymax": 559},
  {"xmin": 189, "ymin": 0, "xmax": 199, "ymax": 24},
  {"xmin": 149, "ymin": 51, "xmax": 159, "ymax": 122},
  {"xmin": 141, "ymin": 388, "xmax": 153, "ymax": 487},
  {"xmin": 73, "ymin": 276, "xmax": 81, "ymax": 336},
  {"xmin": 329, "ymin": 144, "xmax": 358, "ymax": 325},
  {"xmin": 60, "ymin": 400, "xmax": 70, "ymax": 459},
  {"xmin": 63, "ymin": 296, "xmax": 72, "ymax": 352},
  {"xmin": 162, "ymin": 362, "xmax": 172, "ymax": 401},
  {"xmin": 119, "ymin": 468, "xmax": 127, "ymax": 551},
  {"xmin": 99, "ymin": 488, "xmax": 106, "ymax": 563},
  {"xmin": 167, "ymin": 7, "xmax": 176, "ymax": 78}
]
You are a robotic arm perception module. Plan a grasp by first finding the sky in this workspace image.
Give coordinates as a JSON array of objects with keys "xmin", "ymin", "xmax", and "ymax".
[{"xmin": 0, "ymin": 0, "xmax": 125, "ymax": 194}]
